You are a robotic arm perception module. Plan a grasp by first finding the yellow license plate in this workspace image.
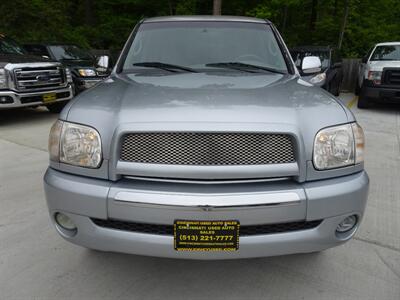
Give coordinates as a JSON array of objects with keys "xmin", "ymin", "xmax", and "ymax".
[
  {"xmin": 174, "ymin": 220, "xmax": 239, "ymax": 251},
  {"xmin": 42, "ymin": 93, "xmax": 57, "ymax": 103}
]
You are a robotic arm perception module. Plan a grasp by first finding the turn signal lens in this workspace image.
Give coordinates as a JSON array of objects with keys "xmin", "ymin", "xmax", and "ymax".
[
  {"xmin": 351, "ymin": 123, "xmax": 365, "ymax": 164},
  {"xmin": 48, "ymin": 120, "xmax": 63, "ymax": 162}
]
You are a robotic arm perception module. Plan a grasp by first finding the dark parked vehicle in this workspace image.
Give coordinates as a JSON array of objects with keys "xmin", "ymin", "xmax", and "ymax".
[
  {"xmin": 290, "ymin": 46, "xmax": 343, "ymax": 96},
  {"xmin": 23, "ymin": 43, "xmax": 112, "ymax": 94},
  {"xmin": 0, "ymin": 34, "xmax": 73, "ymax": 112}
]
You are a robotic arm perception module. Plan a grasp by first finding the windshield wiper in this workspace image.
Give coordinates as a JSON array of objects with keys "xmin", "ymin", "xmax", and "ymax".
[
  {"xmin": 206, "ymin": 62, "xmax": 286, "ymax": 74},
  {"xmin": 133, "ymin": 62, "xmax": 198, "ymax": 73}
]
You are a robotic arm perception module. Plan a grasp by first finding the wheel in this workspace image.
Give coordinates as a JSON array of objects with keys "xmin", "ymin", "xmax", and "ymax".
[
  {"xmin": 355, "ymin": 80, "xmax": 360, "ymax": 96},
  {"xmin": 328, "ymin": 80, "xmax": 340, "ymax": 96},
  {"xmin": 46, "ymin": 102, "xmax": 67, "ymax": 113},
  {"xmin": 333, "ymin": 75, "xmax": 342, "ymax": 96}
]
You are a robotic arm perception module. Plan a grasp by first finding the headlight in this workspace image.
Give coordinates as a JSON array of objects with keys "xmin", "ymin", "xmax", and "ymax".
[
  {"xmin": 49, "ymin": 120, "xmax": 102, "ymax": 168},
  {"xmin": 313, "ymin": 123, "xmax": 365, "ymax": 170},
  {"xmin": 0, "ymin": 68, "xmax": 8, "ymax": 89},
  {"xmin": 309, "ymin": 72, "xmax": 326, "ymax": 84},
  {"xmin": 367, "ymin": 70, "xmax": 382, "ymax": 85},
  {"xmin": 65, "ymin": 68, "xmax": 73, "ymax": 83},
  {"xmin": 78, "ymin": 68, "xmax": 97, "ymax": 77}
]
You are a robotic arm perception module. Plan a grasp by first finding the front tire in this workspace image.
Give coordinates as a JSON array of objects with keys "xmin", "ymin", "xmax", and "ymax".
[
  {"xmin": 334, "ymin": 74, "xmax": 342, "ymax": 97},
  {"xmin": 332, "ymin": 79, "xmax": 340, "ymax": 96},
  {"xmin": 357, "ymin": 93, "xmax": 369, "ymax": 109},
  {"xmin": 46, "ymin": 102, "xmax": 67, "ymax": 113},
  {"xmin": 355, "ymin": 81, "xmax": 361, "ymax": 96}
]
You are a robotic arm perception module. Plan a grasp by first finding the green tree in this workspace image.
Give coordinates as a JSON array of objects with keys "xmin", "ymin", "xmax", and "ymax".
[{"xmin": 1, "ymin": 0, "xmax": 399, "ymax": 57}]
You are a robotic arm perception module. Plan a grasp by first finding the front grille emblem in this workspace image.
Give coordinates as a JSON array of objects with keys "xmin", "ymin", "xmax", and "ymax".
[{"xmin": 36, "ymin": 74, "xmax": 51, "ymax": 82}]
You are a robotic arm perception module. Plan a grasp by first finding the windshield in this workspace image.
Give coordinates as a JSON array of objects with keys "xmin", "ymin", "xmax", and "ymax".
[
  {"xmin": 291, "ymin": 50, "xmax": 330, "ymax": 69},
  {"xmin": 370, "ymin": 45, "xmax": 400, "ymax": 61},
  {"xmin": 123, "ymin": 21, "xmax": 288, "ymax": 73},
  {"xmin": 49, "ymin": 45, "xmax": 94, "ymax": 61},
  {"xmin": 0, "ymin": 36, "xmax": 26, "ymax": 55}
]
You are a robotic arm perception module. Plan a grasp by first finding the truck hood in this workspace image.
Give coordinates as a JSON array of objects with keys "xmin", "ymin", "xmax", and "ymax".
[
  {"xmin": 64, "ymin": 72, "xmax": 352, "ymax": 160},
  {"xmin": 0, "ymin": 53, "xmax": 54, "ymax": 67},
  {"xmin": 60, "ymin": 59, "xmax": 96, "ymax": 68},
  {"xmin": 368, "ymin": 60, "xmax": 400, "ymax": 71}
]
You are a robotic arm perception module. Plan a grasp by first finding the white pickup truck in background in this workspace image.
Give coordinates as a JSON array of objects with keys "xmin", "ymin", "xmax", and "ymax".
[{"xmin": 356, "ymin": 42, "xmax": 400, "ymax": 108}]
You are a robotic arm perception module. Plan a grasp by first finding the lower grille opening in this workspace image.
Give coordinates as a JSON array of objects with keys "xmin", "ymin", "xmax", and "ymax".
[
  {"xmin": 91, "ymin": 218, "xmax": 322, "ymax": 236},
  {"xmin": 20, "ymin": 91, "xmax": 70, "ymax": 104}
]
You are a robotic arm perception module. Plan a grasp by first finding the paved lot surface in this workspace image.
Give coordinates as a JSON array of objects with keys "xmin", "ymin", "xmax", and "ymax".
[{"xmin": 0, "ymin": 94, "xmax": 399, "ymax": 300}]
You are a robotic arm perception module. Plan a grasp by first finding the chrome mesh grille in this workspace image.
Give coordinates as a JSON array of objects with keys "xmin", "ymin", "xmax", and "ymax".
[
  {"xmin": 14, "ymin": 66, "xmax": 66, "ymax": 91},
  {"xmin": 120, "ymin": 133, "xmax": 295, "ymax": 165}
]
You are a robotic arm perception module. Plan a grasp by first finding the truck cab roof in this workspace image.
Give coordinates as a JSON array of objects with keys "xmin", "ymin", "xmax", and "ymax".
[
  {"xmin": 375, "ymin": 42, "xmax": 400, "ymax": 46},
  {"xmin": 143, "ymin": 15, "xmax": 270, "ymax": 24}
]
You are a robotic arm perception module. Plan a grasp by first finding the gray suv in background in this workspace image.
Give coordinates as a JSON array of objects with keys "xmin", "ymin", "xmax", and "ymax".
[{"xmin": 44, "ymin": 16, "xmax": 369, "ymax": 259}]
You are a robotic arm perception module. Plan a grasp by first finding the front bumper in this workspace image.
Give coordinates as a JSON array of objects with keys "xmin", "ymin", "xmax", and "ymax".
[
  {"xmin": 361, "ymin": 83, "xmax": 400, "ymax": 103},
  {"xmin": 44, "ymin": 168, "xmax": 369, "ymax": 259},
  {"xmin": 0, "ymin": 85, "xmax": 73, "ymax": 109}
]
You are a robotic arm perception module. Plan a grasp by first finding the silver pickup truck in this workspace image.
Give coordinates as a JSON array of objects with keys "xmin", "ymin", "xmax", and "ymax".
[
  {"xmin": 0, "ymin": 35, "xmax": 73, "ymax": 113},
  {"xmin": 44, "ymin": 16, "xmax": 369, "ymax": 259}
]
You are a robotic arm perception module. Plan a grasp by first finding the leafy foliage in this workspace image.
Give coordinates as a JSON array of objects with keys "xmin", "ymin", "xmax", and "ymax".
[{"xmin": 0, "ymin": 0, "xmax": 399, "ymax": 57}]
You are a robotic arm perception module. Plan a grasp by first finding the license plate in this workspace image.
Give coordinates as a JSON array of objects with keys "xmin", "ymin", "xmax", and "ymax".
[
  {"xmin": 174, "ymin": 220, "xmax": 239, "ymax": 251},
  {"xmin": 42, "ymin": 93, "xmax": 57, "ymax": 103}
]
